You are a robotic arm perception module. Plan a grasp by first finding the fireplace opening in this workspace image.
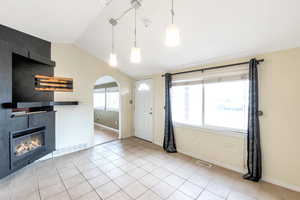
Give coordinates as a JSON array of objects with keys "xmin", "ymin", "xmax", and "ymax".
[
  {"xmin": 10, "ymin": 127, "xmax": 46, "ymax": 169},
  {"xmin": 14, "ymin": 132, "xmax": 44, "ymax": 156}
]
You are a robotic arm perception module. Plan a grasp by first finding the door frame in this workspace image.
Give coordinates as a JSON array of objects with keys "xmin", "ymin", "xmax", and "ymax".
[{"xmin": 134, "ymin": 79, "xmax": 154, "ymax": 142}]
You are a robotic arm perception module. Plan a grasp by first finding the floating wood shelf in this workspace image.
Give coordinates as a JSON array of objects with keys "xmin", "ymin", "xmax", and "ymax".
[
  {"xmin": 51, "ymin": 101, "xmax": 79, "ymax": 106},
  {"xmin": 35, "ymin": 75, "xmax": 73, "ymax": 92}
]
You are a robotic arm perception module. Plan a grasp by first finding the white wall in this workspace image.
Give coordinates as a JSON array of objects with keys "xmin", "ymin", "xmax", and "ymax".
[
  {"xmin": 51, "ymin": 43, "xmax": 300, "ymax": 191},
  {"xmin": 150, "ymin": 48, "xmax": 300, "ymax": 191},
  {"xmin": 51, "ymin": 44, "xmax": 134, "ymax": 152}
]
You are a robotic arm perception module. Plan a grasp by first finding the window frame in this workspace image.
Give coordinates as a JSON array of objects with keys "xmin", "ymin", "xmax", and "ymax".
[
  {"xmin": 94, "ymin": 87, "xmax": 119, "ymax": 112},
  {"xmin": 171, "ymin": 78, "xmax": 249, "ymax": 135},
  {"xmin": 93, "ymin": 88, "xmax": 106, "ymax": 110},
  {"xmin": 106, "ymin": 88, "xmax": 120, "ymax": 112}
]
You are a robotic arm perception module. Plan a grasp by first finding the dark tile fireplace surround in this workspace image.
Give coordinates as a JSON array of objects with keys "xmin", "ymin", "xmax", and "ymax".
[{"xmin": 0, "ymin": 25, "xmax": 60, "ymax": 179}]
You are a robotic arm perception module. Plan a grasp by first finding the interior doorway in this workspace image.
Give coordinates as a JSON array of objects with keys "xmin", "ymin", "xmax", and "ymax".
[{"xmin": 93, "ymin": 76, "xmax": 120, "ymax": 145}]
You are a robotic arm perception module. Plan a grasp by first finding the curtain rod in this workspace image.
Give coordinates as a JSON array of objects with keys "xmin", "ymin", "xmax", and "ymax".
[{"xmin": 161, "ymin": 59, "xmax": 264, "ymax": 77}]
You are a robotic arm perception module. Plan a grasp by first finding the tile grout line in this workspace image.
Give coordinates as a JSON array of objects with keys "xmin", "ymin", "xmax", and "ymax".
[
  {"xmin": 92, "ymin": 143, "xmax": 168, "ymax": 199},
  {"xmin": 101, "ymin": 153, "xmax": 151, "ymax": 199},
  {"xmin": 98, "ymin": 141, "xmax": 213, "ymax": 200},
  {"xmin": 72, "ymin": 157, "xmax": 105, "ymax": 200},
  {"xmin": 5, "ymin": 138, "xmax": 273, "ymax": 200},
  {"xmin": 35, "ymin": 167, "xmax": 43, "ymax": 200},
  {"xmin": 56, "ymin": 163, "xmax": 74, "ymax": 200}
]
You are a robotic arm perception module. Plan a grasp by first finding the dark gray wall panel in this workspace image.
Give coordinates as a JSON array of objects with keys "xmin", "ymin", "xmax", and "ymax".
[
  {"xmin": 0, "ymin": 24, "xmax": 55, "ymax": 179},
  {"xmin": 0, "ymin": 24, "xmax": 51, "ymax": 58},
  {"xmin": 0, "ymin": 42, "xmax": 12, "ymax": 178}
]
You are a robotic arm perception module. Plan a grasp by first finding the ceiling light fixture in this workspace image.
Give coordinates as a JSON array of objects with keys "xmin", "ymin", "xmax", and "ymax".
[
  {"xmin": 108, "ymin": 19, "xmax": 118, "ymax": 67},
  {"xmin": 130, "ymin": 8, "xmax": 141, "ymax": 63},
  {"xmin": 165, "ymin": 0, "xmax": 181, "ymax": 47},
  {"xmin": 107, "ymin": 0, "xmax": 181, "ymax": 65}
]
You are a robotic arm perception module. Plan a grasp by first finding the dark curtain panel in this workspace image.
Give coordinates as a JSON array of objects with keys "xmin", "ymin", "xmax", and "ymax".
[
  {"xmin": 163, "ymin": 73, "xmax": 177, "ymax": 153},
  {"xmin": 244, "ymin": 58, "xmax": 262, "ymax": 182}
]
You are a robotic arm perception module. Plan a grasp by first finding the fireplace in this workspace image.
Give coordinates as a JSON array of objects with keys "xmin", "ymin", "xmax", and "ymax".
[
  {"xmin": 10, "ymin": 127, "xmax": 46, "ymax": 170},
  {"xmin": 0, "ymin": 25, "xmax": 77, "ymax": 179}
]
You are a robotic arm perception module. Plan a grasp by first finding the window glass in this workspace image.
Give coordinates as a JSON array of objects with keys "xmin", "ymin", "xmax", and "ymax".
[
  {"xmin": 171, "ymin": 78, "xmax": 249, "ymax": 132},
  {"xmin": 94, "ymin": 90, "xmax": 105, "ymax": 109},
  {"xmin": 204, "ymin": 80, "xmax": 249, "ymax": 131},
  {"xmin": 138, "ymin": 83, "xmax": 150, "ymax": 91},
  {"xmin": 172, "ymin": 84, "xmax": 203, "ymax": 126},
  {"xmin": 106, "ymin": 90, "xmax": 119, "ymax": 111}
]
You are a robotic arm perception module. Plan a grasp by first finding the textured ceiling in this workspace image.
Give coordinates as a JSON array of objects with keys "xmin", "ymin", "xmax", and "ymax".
[{"xmin": 1, "ymin": 0, "xmax": 300, "ymax": 78}]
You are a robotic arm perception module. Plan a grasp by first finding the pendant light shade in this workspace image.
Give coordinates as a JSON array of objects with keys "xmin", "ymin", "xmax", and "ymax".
[
  {"xmin": 165, "ymin": 24, "xmax": 180, "ymax": 47},
  {"xmin": 109, "ymin": 53, "xmax": 118, "ymax": 67},
  {"xmin": 130, "ymin": 47, "xmax": 141, "ymax": 63},
  {"xmin": 109, "ymin": 24, "xmax": 118, "ymax": 67},
  {"xmin": 165, "ymin": 0, "xmax": 180, "ymax": 47}
]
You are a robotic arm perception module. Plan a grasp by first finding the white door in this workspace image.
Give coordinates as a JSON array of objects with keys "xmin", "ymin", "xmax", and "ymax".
[{"xmin": 134, "ymin": 79, "xmax": 153, "ymax": 142}]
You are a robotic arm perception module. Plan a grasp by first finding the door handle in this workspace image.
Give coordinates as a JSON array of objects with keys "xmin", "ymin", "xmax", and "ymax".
[{"xmin": 149, "ymin": 112, "xmax": 153, "ymax": 115}]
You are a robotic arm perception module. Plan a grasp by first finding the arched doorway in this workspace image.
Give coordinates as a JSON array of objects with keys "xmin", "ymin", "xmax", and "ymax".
[{"xmin": 93, "ymin": 75, "xmax": 121, "ymax": 145}]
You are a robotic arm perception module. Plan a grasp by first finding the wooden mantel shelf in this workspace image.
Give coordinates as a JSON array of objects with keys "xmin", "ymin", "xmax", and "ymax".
[{"xmin": 2, "ymin": 101, "xmax": 79, "ymax": 109}]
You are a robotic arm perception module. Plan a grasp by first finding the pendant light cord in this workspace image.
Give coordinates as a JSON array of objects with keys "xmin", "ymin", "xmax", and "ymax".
[
  {"xmin": 116, "ymin": 7, "xmax": 134, "ymax": 21},
  {"xmin": 134, "ymin": 8, "xmax": 137, "ymax": 47},
  {"xmin": 171, "ymin": 0, "xmax": 174, "ymax": 24},
  {"xmin": 112, "ymin": 25, "xmax": 115, "ymax": 53}
]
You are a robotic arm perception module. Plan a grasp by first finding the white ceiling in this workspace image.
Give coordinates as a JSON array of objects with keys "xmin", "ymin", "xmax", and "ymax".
[
  {"xmin": 1, "ymin": 0, "xmax": 300, "ymax": 78},
  {"xmin": 0, "ymin": 0, "xmax": 106, "ymax": 42}
]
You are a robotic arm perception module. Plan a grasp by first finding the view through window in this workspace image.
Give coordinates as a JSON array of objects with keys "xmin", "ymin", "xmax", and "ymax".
[
  {"xmin": 94, "ymin": 89, "xmax": 105, "ymax": 109},
  {"xmin": 171, "ymin": 78, "xmax": 249, "ymax": 132},
  {"xmin": 94, "ymin": 87, "xmax": 119, "ymax": 111}
]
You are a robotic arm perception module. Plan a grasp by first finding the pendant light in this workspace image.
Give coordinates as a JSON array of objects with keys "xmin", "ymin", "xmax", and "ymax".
[
  {"xmin": 109, "ymin": 24, "xmax": 118, "ymax": 67},
  {"xmin": 165, "ymin": 0, "xmax": 180, "ymax": 47},
  {"xmin": 130, "ymin": 8, "xmax": 141, "ymax": 63}
]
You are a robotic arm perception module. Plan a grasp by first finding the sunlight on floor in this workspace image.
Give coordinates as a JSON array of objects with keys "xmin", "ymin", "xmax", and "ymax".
[{"xmin": 93, "ymin": 125, "xmax": 119, "ymax": 145}]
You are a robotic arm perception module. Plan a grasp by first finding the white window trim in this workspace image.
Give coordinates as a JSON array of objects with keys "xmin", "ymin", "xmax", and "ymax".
[
  {"xmin": 173, "ymin": 122, "xmax": 247, "ymax": 138},
  {"xmin": 106, "ymin": 107, "xmax": 119, "ymax": 112},
  {"xmin": 94, "ymin": 106, "xmax": 106, "ymax": 110},
  {"xmin": 171, "ymin": 75, "xmax": 248, "ymax": 136}
]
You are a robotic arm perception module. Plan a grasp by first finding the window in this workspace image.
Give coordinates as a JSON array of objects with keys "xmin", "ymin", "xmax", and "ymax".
[
  {"xmin": 172, "ymin": 84, "xmax": 203, "ymax": 126},
  {"xmin": 204, "ymin": 80, "xmax": 248, "ymax": 131},
  {"xmin": 138, "ymin": 83, "xmax": 150, "ymax": 91},
  {"xmin": 94, "ymin": 89, "xmax": 105, "ymax": 109},
  {"xmin": 106, "ymin": 87, "xmax": 119, "ymax": 111},
  {"xmin": 93, "ymin": 87, "xmax": 119, "ymax": 111},
  {"xmin": 171, "ymin": 75, "xmax": 249, "ymax": 133}
]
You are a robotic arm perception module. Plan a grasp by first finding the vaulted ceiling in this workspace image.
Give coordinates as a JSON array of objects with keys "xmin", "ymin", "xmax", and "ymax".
[{"xmin": 1, "ymin": 0, "xmax": 300, "ymax": 78}]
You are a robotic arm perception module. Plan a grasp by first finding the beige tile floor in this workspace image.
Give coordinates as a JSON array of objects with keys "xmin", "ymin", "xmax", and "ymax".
[
  {"xmin": 94, "ymin": 126, "xmax": 119, "ymax": 145},
  {"xmin": 0, "ymin": 137, "xmax": 299, "ymax": 200}
]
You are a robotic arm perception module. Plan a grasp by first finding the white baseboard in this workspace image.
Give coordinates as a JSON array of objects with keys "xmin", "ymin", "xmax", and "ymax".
[
  {"xmin": 37, "ymin": 138, "xmax": 300, "ymax": 193},
  {"xmin": 152, "ymin": 142, "xmax": 300, "ymax": 192},
  {"xmin": 38, "ymin": 143, "xmax": 90, "ymax": 161},
  {"xmin": 262, "ymin": 177, "xmax": 300, "ymax": 193},
  {"xmin": 177, "ymin": 148, "xmax": 246, "ymax": 174},
  {"xmin": 53, "ymin": 143, "xmax": 89, "ymax": 157},
  {"xmin": 94, "ymin": 123, "xmax": 119, "ymax": 133}
]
